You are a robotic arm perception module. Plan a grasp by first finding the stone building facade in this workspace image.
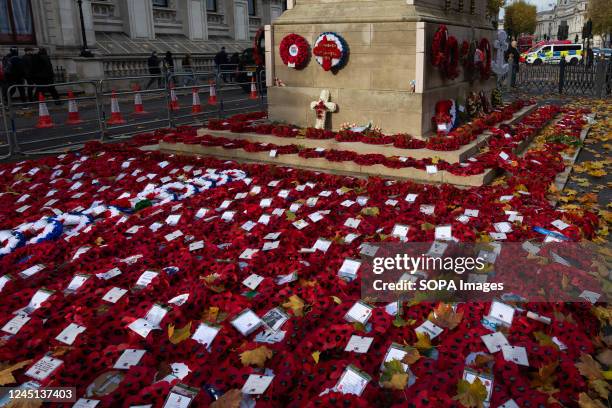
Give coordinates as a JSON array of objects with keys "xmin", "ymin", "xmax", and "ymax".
[
  {"xmin": 534, "ymin": 0, "xmax": 606, "ymax": 47},
  {"xmin": 0, "ymin": 0, "xmax": 286, "ymax": 79}
]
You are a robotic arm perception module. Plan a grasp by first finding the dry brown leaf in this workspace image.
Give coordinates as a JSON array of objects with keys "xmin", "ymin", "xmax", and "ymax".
[
  {"xmin": 430, "ymin": 303, "xmax": 463, "ymax": 330},
  {"xmin": 595, "ymin": 349, "xmax": 612, "ymax": 366},
  {"xmin": 576, "ymin": 354, "xmax": 604, "ymax": 381},
  {"xmin": 210, "ymin": 389, "xmax": 243, "ymax": 408},
  {"xmin": 240, "ymin": 346, "xmax": 273, "ymax": 368},
  {"xmin": 401, "ymin": 347, "xmax": 421, "ymax": 365},
  {"xmin": 530, "ymin": 361, "xmax": 558, "ymax": 393},
  {"xmin": 472, "ymin": 354, "xmax": 494, "ymax": 368},
  {"xmin": 282, "ymin": 295, "xmax": 305, "ymax": 317},
  {"xmin": 590, "ymin": 379, "xmax": 610, "ymax": 400},
  {"xmin": 381, "ymin": 372, "xmax": 409, "ymax": 390},
  {"xmin": 0, "ymin": 360, "xmax": 32, "ymax": 386},
  {"xmin": 454, "ymin": 378, "xmax": 488, "ymax": 408},
  {"xmin": 578, "ymin": 392, "xmax": 607, "ymax": 408}
]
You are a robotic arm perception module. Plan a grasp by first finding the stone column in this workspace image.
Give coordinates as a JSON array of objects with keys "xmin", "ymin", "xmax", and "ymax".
[
  {"xmin": 180, "ymin": 0, "xmax": 209, "ymax": 40},
  {"xmin": 56, "ymin": 0, "xmax": 96, "ymax": 49},
  {"xmin": 233, "ymin": 0, "xmax": 249, "ymax": 41},
  {"xmin": 120, "ymin": 0, "xmax": 156, "ymax": 39}
]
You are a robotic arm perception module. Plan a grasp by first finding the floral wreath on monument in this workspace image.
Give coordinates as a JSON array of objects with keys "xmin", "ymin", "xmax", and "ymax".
[
  {"xmin": 431, "ymin": 25, "xmax": 460, "ymax": 80},
  {"xmin": 432, "ymin": 99, "xmax": 458, "ymax": 135},
  {"xmin": 477, "ymin": 38, "xmax": 492, "ymax": 79},
  {"xmin": 279, "ymin": 33, "xmax": 310, "ymax": 69},
  {"xmin": 313, "ymin": 32, "xmax": 349, "ymax": 72}
]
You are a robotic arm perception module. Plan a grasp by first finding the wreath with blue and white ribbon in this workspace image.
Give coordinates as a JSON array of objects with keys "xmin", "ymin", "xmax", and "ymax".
[
  {"xmin": 17, "ymin": 218, "xmax": 64, "ymax": 245},
  {"xmin": 0, "ymin": 230, "xmax": 24, "ymax": 256},
  {"xmin": 313, "ymin": 32, "xmax": 349, "ymax": 72}
]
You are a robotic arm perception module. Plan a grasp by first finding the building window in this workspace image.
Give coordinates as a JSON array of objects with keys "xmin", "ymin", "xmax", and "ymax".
[
  {"xmin": 0, "ymin": 0, "xmax": 35, "ymax": 44},
  {"xmin": 152, "ymin": 0, "xmax": 169, "ymax": 7},
  {"xmin": 207, "ymin": 0, "xmax": 216, "ymax": 12},
  {"xmin": 248, "ymin": 0, "xmax": 256, "ymax": 16}
]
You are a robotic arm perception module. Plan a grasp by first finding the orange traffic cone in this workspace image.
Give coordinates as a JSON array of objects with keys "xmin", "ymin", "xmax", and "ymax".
[
  {"xmin": 208, "ymin": 80, "xmax": 217, "ymax": 105},
  {"xmin": 169, "ymin": 83, "xmax": 179, "ymax": 111},
  {"xmin": 107, "ymin": 90, "xmax": 125, "ymax": 125},
  {"xmin": 249, "ymin": 76, "xmax": 258, "ymax": 100},
  {"xmin": 191, "ymin": 87, "xmax": 202, "ymax": 114},
  {"xmin": 35, "ymin": 93, "xmax": 54, "ymax": 129},
  {"xmin": 132, "ymin": 85, "xmax": 148, "ymax": 115},
  {"xmin": 65, "ymin": 90, "xmax": 83, "ymax": 125}
]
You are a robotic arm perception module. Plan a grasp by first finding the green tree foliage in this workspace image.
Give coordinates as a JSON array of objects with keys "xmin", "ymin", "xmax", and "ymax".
[
  {"xmin": 504, "ymin": 1, "xmax": 537, "ymax": 37},
  {"xmin": 587, "ymin": 0, "xmax": 612, "ymax": 36}
]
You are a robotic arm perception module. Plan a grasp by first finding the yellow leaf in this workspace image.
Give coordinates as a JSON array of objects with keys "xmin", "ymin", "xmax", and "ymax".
[
  {"xmin": 578, "ymin": 392, "xmax": 607, "ymax": 408},
  {"xmin": 282, "ymin": 295, "xmax": 305, "ymax": 317},
  {"xmin": 454, "ymin": 378, "xmax": 488, "ymax": 408},
  {"xmin": 534, "ymin": 331, "xmax": 557, "ymax": 348},
  {"xmin": 381, "ymin": 372, "xmax": 409, "ymax": 390},
  {"xmin": 240, "ymin": 346, "xmax": 273, "ymax": 368},
  {"xmin": 210, "ymin": 389, "xmax": 243, "ymax": 408},
  {"xmin": 312, "ymin": 351, "xmax": 320, "ymax": 364},
  {"xmin": 588, "ymin": 169, "xmax": 606, "ymax": 178},
  {"xmin": 530, "ymin": 361, "xmax": 558, "ymax": 392},
  {"xmin": 0, "ymin": 360, "xmax": 32, "ymax": 386},
  {"xmin": 168, "ymin": 321, "xmax": 192, "ymax": 345},
  {"xmin": 421, "ymin": 222, "xmax": 435, "ymax": 231},
  {"xmin": 590, "ymin": 379, "xmax": 610, "ymax": 400},
  {"xmin": 414, "ymin": 331, "xmax": 432, "ymax": 352},
  {"xmin": 331, "ymin": 296, "xmax": 342, "ymax": 304},
  {"xmin": 202, "ymin": 306, "xmax": 220, "ymax": 322},
  {"xmin": 361, "ymin": 207, "xmax": 380, "ymax": 216},
  {"xmin": 602, "ymin": 371, "xmax": 612, "ymax": 380}
]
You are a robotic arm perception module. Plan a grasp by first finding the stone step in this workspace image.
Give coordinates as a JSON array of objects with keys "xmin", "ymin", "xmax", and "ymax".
[
  {"xmin": 159, "ymin": 140, "xmax": 495, "ymax": 187},
  {"xmin": 195, "ymin": 104, "xmax": 536, "ymax": 164}
]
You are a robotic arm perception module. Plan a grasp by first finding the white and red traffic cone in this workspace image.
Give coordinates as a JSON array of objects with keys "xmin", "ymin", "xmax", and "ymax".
[
  {"xmin": 107, "ymin": 90, "xmax": 126, "ymax": 125},
  {"xmin": 191, "ymin": 87, "xmax": 202, "ymax": 114},
  {"xmin": 208, "ymin": 80, "xmax": 217, "ymax": 105},
  {"xmin": 169, "ymin": 83, "xmax": 180, "ymax": 111},
  {"xmin": 132, "ymin": 84, "xmax": 148, "ymax": 115},
  {"xmin": 35, "ymin": 93, "xmax": 54, "ymax": 129},
  {"xmin": 249, "ymin": 76, "xmax": 258, "ymax": 100},
  {"xmin": 65, "ymin": 90, "xmax": 83, "ymax": 125}
]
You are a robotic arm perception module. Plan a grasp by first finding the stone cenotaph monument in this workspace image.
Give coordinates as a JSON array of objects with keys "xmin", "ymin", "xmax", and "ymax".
[{"xmin": 265, "ymin": 0, "xmax": 497, "ymax": 137}]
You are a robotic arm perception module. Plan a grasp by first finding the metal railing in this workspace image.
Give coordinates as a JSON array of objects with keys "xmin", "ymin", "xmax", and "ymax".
[
  {"xmin": 0, "ymin": 69, "xmax": 268, "ymax": 158},
  {"xmin": 510, "ymin": 59, "xmax": 612, "ymax": 97}
]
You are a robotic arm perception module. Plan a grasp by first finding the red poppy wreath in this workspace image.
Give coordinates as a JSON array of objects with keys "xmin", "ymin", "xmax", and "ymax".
[{"xmin": 279, "ymin": 33, "xmax": 310, "ymax": 69}]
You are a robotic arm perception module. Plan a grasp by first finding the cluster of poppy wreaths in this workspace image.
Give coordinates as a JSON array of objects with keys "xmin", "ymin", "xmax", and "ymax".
[
  {"xmin": 0, "ymin": 105, "xmax": 604, "ymax": 407},
  {"xmin": 432, "ymin": 25, "xmax": 492, "ymax": 81}
]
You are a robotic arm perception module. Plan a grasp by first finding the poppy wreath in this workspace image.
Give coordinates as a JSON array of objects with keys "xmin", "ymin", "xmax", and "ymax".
[
  {"xmin": 442, "ymin": 36, "xmax": 460, "ymax": 80},
  {"xmin": 313, "ymin": 32, "xmax": 349, "ymax": 72},
  {"xmin": 279, "ymin": 33, "xmax": 310, "ymax": 69},
  {"xmin": 431, "ymin": 25, "xmax": 448, "ymax": 67},
  {"xmin": 479, "ymin": 37, "xmax": 492, "ymax": 79}
]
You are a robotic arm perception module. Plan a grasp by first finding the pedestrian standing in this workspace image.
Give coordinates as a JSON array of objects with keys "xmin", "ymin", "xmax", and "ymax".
[
  {"xmin": 164, "ymin": 51, "xmax": 175, "ymax": 85},
  {"xmin": 33, "ymin": 48, "xmax": 61, "ymax": 105},
  {"xmin": 145, "ymin": 51, "xmax": 162, "ymax": 89},
  {"xmin": 214, "ymin": 46, "xmax": 228, "ymax": 81},
  {"xmin": 505, "ymin": 40, "xmax": 520, "ymax": 88},
  {"xmin": 2, "ymin": 47, "xmax": 27, "ymax": 105},
  {"xmin": 181, "ymin": 54, "xmax": 196, "ymax": 86},
  {"xmin": 22, "ymin": 47, "xmax": 36, "ymax": 102}
]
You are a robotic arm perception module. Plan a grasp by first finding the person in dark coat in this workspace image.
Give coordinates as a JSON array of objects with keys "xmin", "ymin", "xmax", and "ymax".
[
  {"xmin": 504, "ymin": 40, "xmax": 521, "ymax": 87},
  {"xmin": 145, "ymin": 51, "xmax": 162, "ymax": 89},
  {"xmin": 163, "ymin": 51, "xmax": 175, "ymax": 85},
  {"xmin": 214, "ymin": 47, "xmax": 229, "ymax": 81},
  {"xmin": 2, "ymin": 47, "xmax": 27, "ymax": 104},
  {"xmin": 33, "ymin": 48, "xmax": 61, "ymax": 104},
  {"xmin": 22, "ymin": 47, "xmax": 36, "ymax": 101}
]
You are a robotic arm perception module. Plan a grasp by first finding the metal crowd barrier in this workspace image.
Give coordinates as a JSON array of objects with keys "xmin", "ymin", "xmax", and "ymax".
[
  {"xmin": 216, "ymin": 69, "xmax": 267, "ymax": 116},
  {"xmin": 0, "ymin": 93, "xmax": 12, "ymax": 159},
  {"xmin": 0, "ymin": 69, "xmax": 269, "ymax": 160},
  {"xmin": 6, "ymin": 81, "xmax": 103, "ymax": 155},
  {"xmin": 98, "ymin": 75, "xmax": 172, "ymax": 140}
]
